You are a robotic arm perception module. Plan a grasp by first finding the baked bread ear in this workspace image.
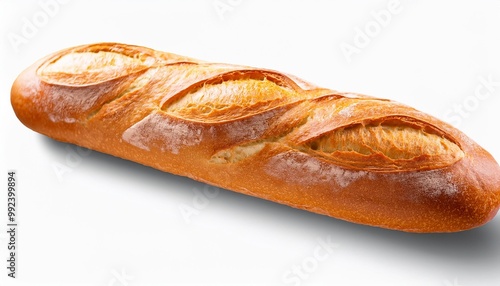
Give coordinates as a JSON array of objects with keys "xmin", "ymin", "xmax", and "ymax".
[{"xmin": 11, "ymin": 43, "xmax": 500, "ymax": 232}]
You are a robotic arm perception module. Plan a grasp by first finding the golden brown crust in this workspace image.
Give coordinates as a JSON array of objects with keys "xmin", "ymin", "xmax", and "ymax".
[{"xmin": 11, "ymin": 43, "xmax": 500, "ymax": 232}]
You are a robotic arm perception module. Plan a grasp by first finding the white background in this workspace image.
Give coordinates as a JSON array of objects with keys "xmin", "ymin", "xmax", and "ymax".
[{"xmin": 1, "ymin": 0, "xmax": 500, "ymax": 285}]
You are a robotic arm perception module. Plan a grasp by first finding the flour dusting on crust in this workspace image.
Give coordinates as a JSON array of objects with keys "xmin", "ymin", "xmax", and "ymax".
[
  {"xmin": 390, "ymin": 170, "xmax": 458, "ymax": 197},
  {"xmin": 338, "ymin": 104, "xmax": 356, "ymax": 118},
  {"xmin": 266, "ymin": 151, "xmax": 367, "ymax": 188},
  {"xmin": 44, "ymin": 84, "xmax": 117, "ymax": 123},
  {"xmin": 223, "ymin": 109, "xmax": 279, "ymax": 142},
  {"xmin": 122, "ymin": 112, "xmax": 203, "ymax": 154}
]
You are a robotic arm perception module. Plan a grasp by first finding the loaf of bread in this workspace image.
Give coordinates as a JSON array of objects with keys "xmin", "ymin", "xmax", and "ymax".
[{"xmin": 11, "ymin": 43, "xmax": 500, "ymax": 232}]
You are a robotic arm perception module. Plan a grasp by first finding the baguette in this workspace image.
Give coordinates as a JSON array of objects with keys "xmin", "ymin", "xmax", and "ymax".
[{"xmin": 11, "ymin": 43, "xmax": 500, "ymax": 232}]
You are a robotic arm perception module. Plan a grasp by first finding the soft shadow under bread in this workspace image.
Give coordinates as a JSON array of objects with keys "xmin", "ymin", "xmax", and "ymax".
[{"xmin": 40, "ymin": 136, "xmax": 500, "ymax": 272}]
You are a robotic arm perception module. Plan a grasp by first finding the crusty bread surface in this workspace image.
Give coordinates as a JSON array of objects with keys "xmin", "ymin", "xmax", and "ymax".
[{"xmin": 11, "ymin": 43, "xmax": 500, "ymax": 232}]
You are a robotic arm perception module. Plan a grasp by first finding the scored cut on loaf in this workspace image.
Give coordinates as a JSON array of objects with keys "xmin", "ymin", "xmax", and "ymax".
[{"xmin": 10, "ymin": 43, "xmax": 500, "ymax": 232}]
